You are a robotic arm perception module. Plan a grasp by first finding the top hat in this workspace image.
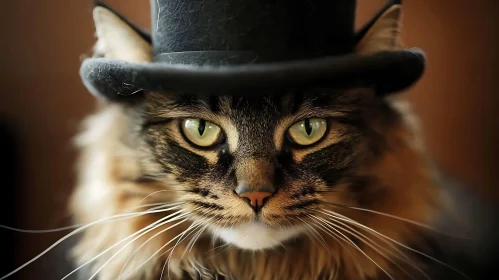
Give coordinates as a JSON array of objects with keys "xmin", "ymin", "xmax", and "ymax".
[{"xmin": 80, "ymin": 0, "xmax": 425, "ymax": 100}]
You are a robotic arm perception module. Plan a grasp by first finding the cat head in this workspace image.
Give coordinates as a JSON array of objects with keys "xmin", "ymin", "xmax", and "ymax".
[{"xmin": 78, "ymin": 3, "xmax": 437, "ymax": 257}]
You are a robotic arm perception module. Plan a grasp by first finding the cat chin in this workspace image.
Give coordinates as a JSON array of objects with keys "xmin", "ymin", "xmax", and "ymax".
[{"xmin": 212, "ymin": 222, "xmax": 303, "ymax": 250}]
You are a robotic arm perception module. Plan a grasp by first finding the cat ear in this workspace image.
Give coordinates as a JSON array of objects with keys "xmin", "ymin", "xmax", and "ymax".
[
  {"xmin": 356, "ymin": 5, "xmax": 403, "ymax": 54},
  {"xmin": 92, "ymin": 6, "xmax": 152, "ymax": 62}
]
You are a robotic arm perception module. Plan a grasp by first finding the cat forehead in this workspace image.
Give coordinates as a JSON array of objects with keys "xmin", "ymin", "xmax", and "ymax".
[
  {"xmin": 147, "ymin": 92, "xmax": 304, "ymax": 111},
  {"xmin": 143, "ymin": 88, "xmax": 372, "ymax": 118}
]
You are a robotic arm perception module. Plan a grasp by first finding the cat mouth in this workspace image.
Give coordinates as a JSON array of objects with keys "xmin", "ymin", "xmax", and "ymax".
[{"xmin": 212, "ymin": 221, "xmax": 304, "ymax": 250}]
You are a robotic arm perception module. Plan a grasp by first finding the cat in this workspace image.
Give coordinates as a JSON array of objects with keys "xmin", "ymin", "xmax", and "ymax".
[{"xmin": 66, "ymin": 3, "xmax": 498, "ymax": 280}]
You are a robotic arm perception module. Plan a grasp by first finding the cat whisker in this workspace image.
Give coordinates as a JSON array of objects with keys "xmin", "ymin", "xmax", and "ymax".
[
  {"xmin": 210, "ymin": 224, "xmax": 222, "ymax": 251},
  {"xmin": 323, "ymin": 210, "xmax": 430, "ymax": 279},
  {"xmin": 188, "ymin": 258, "xmax": 213, "ymax": 280},
  {"xmin": 332, "ymin": 215, "xmax": 427, "ymax": 279},
  {"xmin": 117, "ymin": 209, "xmax": 199, "ymax": 279},
  {"xmin": 208, "ymin": 224, "xmax": 237, "ymax": 258},
  {"xmin": 272, "ymin": 235, "xmax": 287, "ymax": 250},
  {"xmin": 296, "ymin": 216, "xmax": 329, "ymax": 250},
  {"xmin": 314, "ymin": 214, "xmax": 418, "ymax": 280},
  {"xmin": 213, "ymin": 242, "xmax": 235, "ymax": 258},
  {"xmin": 314, "ymin": 208, "xmax": 471, "ymax": 280},
  {"xmin": 0, "ymin": 202, "xmax": 184, "ymax": 234},
  {"xmin": 162, "ymin": 220, "xmax": 207, "ymax": 280},
  {"xmin": 65, "ymin": 208, "xmax": 188, "ymax": 280},
  {"xmin": 0, "ymin": 206, "xmax": 183, "ymax": 280},
  {"xmin": 138, "ymin": 190, "xmax": 184, "ymax": 204},
  {"xmin": 206, "ymin": 242, "xmax": 231, "ymax": 254},
  {"xmin": 317, "ymin": 200, "xmax": 472, "ymax": 240},
  {"xmin": 169, "ymin": 208, "xmax": 221, "ymax": 277},
  {"xmin": 122, "ymin": 212, "xmax": 203, "ymax": 280},
  {"xmin": 130, "ymin": 202, "xmax": 179, "ymax": 211},
  {"xmin": 307, "ymin": 209, "xmax": 420, "ymax": 267},
  {"xmin": 189, "ymin": 260, "xmax": 215, "ymax": 279},
  {"xmin": 309, "ymin": 221, "xmax": 363, "ymax": 277},
  {"xmin": 307, "ymin": 214, "xmax": 395, "ymax": 280},
  {"xmin": 0, "ymin": 224, "xmax": 81, "ymax": 234},
  {"xmin": 183, "ymin": 222, "xmax": 210, "ymax": 257},
  {"xmin": 95, "ymin": 217, "xmax": 190, "ymax": 280}
]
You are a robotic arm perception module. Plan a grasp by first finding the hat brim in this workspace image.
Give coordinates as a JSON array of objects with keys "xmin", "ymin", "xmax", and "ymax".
[{"xmin": 80, "ymin": 49, "xmax": 425, "ymax": 100}]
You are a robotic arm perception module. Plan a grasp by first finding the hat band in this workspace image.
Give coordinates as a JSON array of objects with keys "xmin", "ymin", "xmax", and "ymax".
[
  {"xmin": 154, "ymin": 51, "xmax": 265, "ymax": 66},
  {"xmin": 152, "ymin": 50, "xmax": 336, "ymax": 66}
]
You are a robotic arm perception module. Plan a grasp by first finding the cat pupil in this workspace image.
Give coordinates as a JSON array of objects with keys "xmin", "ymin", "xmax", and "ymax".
[
  {"xmin": 198, "ymin": 119, "xmax": 206, "ymax": 136},
  {"xmin": 304, "ymin": 119, "xmax": 312, "ymax": 135}
]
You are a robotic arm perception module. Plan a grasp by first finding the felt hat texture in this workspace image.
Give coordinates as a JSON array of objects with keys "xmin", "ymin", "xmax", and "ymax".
[{"xmin": 81, "ymin": 0, "xmax": 425, "ymax": 100}]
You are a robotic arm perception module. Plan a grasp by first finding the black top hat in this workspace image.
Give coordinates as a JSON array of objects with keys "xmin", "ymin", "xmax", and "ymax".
[{"xmin": 81, "ymin": 0, "xmax": 425, "ymax": 100}]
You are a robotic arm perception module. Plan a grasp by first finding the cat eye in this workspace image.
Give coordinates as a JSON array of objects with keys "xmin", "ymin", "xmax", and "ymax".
[
  {"xmin": 181, "ymin": 118, "xmax": 223, "ymax": 147},
  {"xmin": 287, "ymin": 118, "xmax": 327, "ymax": 146}
]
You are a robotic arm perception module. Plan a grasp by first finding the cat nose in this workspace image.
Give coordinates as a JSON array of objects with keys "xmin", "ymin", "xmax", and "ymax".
[{"xmin": 235, "ymin": 185, "xmax": 273, "ymax": 211}]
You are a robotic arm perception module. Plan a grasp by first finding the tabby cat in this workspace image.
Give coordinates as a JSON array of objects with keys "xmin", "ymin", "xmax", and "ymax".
[{"xmin": 66, "ymin": 3, "xmax": 497, "ymax": 280}]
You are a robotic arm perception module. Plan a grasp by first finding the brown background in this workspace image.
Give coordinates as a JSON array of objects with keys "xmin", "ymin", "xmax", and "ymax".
[{"xmin": 0, "ymin": 0, "xmax": 498, "ymax": 278}]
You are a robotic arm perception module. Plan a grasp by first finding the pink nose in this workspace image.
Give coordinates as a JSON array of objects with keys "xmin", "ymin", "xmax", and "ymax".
[{"xmin": 238, "ymin": 192, "xmax": 272, "ymax": 209}]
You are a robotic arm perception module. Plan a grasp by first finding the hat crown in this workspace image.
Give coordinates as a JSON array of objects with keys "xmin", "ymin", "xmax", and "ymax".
[
  {"xmin": 150, "ymin": 0, "xmax": 356, "ymax": 64},
  {"xmin": 82, "ymin": 0, "xmax": 424, "ymax": 100}
]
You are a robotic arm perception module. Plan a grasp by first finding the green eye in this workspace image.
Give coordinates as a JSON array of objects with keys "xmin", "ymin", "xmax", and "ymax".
[
  {"xmin": 287, "ymin": 118, "xmax": 327, "ymax": 146},
  {"xmin": 181, "ymin": 118, "xmax": 222, "ymax": 147}
]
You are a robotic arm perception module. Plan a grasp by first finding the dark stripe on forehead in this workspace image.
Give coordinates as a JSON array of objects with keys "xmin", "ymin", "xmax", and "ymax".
[
  {"xmin": 167, "ymin": 93, "xmax": 209, "ymax": 112},
  {"xmin": 229, "ymin": 95, "xmax": 274, "ymax": 113},
  {"xmin": 208, "ymin": 95, "xmax": 221, "ymax": 113},
  {"xmin": 311, "ymin": 94, "xmax": 334, "ymax": 108},
  {"xmin": 291, "ymin": 92, "xmax": 305, "ymax": 114},
  {"xmin": 230, "ymin": 95, "xmax": 246, "ymax": 110},
  {"xmin": 269, "ymin": 94, "xmax": 283, "ymax": 106}
]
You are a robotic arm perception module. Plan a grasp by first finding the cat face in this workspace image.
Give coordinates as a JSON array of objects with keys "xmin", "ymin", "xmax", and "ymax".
[
  {"xmin": 68, "ymin": 5, "xmax": 441, "ymax": 279},
  {"xmin": 138, "ymin": 88, "xmax": 389, "ymax": 250}
]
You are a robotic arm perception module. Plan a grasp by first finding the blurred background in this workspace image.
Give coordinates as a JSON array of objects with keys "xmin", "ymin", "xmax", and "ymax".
[{"xmin": 0, "ymin": 0, "xmax": 498, "ymax": 279}]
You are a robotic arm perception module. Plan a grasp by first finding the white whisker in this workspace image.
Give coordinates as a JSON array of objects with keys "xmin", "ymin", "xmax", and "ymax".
[
  {"xmin": 316, "ymin": 214, "xmax": 417, "ymax": 280},
  {"xmin": 129, "ymin": 202, "xmax": 177, "ymax": 211},
  {"xmin": 324, "ymin": 212, "xmax": 429, "ymax": 279},
  {"xmin": 119, "ymin": 209, "xmax": 201, "ymax": 279},
  {"xmin": 185, "ymin": 223, "xmax": 209, "ymax": 254},
  {"xmin": 316, "ymin": 208, "xmax": 470, "ymax": 280},
  {"xmin": 89, "ymin": 216, "xmax": 189, "ymax": 280},
  {"xmin": 63, "ymin": 208, "xmax": 186, "ymax": 280},
  {"xmin": 192, "ymin": 261, "xmax": 215, "ymax": 279},
  {"xmin": 180, "ymin": 207, "xmax": 221, "ymax": 258},
  {"xmin": 308, "ymin": 214, "xmax": 394, "ymax": 280},
  {"xmin": 296, "ymin": 216, "xmax": 329, "ymax": 249},
  {"xmin": 117, "ymin": 213, "xmax": 196, "ymax": 279},
  {"xmin": 206, "ymin": 242, "xmax": 231, "ymax": 253},
  {"xmin": 0, "ymin": 224, "xmax": 81, "ymax": 233},
  {"xmin": 0, "ymin": 202, "xmax": 183, "ymax": 234},
  {"xmin": 212, "ymin": 242, "xmax": 234, "ymax": 258},
  {"xmin": 138, "ymin": 190, "xmax": 181, "ymax": 204},
  {"xmin": 321, "ymin": 202, "xmax": 471, "ymax": 240},
  {"xmin": 211, "ymin": 224, "xmax": 222, "ymax": 251},
  {"xmin": 161, "ymin": 221, "xmax": 206, "ymax": 280},
  {"xmin": 0, "ymin": 207, "xmax": 181, "ymax": 280},
  {"xmin": 309, "ymin": 221, "xmax": 363, "ymax": 276}
]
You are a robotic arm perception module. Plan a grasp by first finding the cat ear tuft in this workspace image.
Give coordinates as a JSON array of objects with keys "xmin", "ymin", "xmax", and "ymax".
[
  {"xmin": 92, "ymin": 6, "xmax": 152, "ymax": 63},
  {"xmin": 356, "ymin": 5, "xmax": 403, "ymax": 54}
]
